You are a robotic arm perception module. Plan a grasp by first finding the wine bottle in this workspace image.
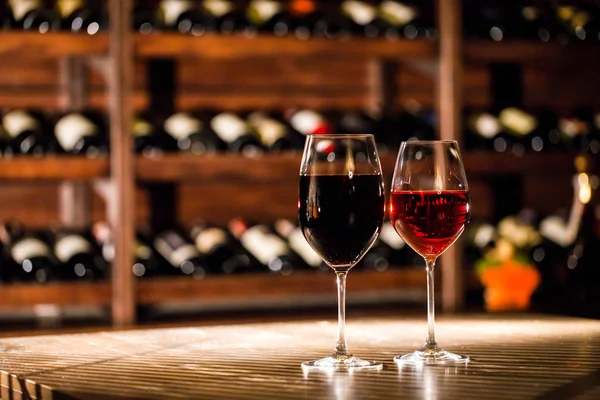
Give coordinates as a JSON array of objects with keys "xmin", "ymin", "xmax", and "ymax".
[
  {"xmin": 312, "ymin": 2, "xmax": 353, "ymax": 39},
  {"xmin": 246, "ymin": 111, "xmax": 300, "ymax": 152},
  {"xmin": 8, "ymin": 0, "xmax": 60, "ymax": 32},
  {"xmin": 527, "ymin": 108, "xmax": 562, "ymax": 153},
  {"xmin": 376, "ymin": 0, "xmax": 419, "ymax": 40},
  {"xmin": 203, "ymin": 0, "xmax": 250, "ymax": 35},
  {"xmin": 378, "ymin": 220, "xmax": 413, "ymax": 266},
  {"xmin": 163, "ymin": 112, "xmax": 222, "ymax": 155},
  {"xmin": 568, "ymin": 6, "xmax": 600, "ymax": 42},
  {"xmin": 133, "ymin": 0, "xmax": 157, "ymax": 34},
  {"xmin": 464, "ymin": 220, "xmax": 496, "ymax": 266},
  {"xmin": 2, "ymin": 109, "xmax": 48, "ymax": 156},
  {"xmin": 154, "ymin": 229, "xmax": 209, "ymax": 278},
  {"xmin": 0, "ymin": 222, "xmax": 55, "ymax": 283},
  {"xmin": 286, "ymin": 108, "xmax": 333, "ymax": 136},
  {"xmin": 464, "ymin": 110, "xmax": 502, "ymax": 151},
  {"xmin": 273, "ymin": 218, "xmax": 327, "ymax": 271},
  {"xmin": 229, "ymin": 218, "xmax": 299, "ymax": 275},
  {"xmin": 288, "ymin": 0, "xmax": 318, "ymax": 39},
  {"xmin": 209, "ymin": 112, "xmax": 264, "ymax": 155},
  {"xmin": 245, "ymin": 0, "xmax": 289, "ymax": 35},
  {"xmin": 54, "ymin": 112, "xmax": 107, "ymax": 157},
  {"xmin": 558, "ymin": 111, "xmax": 592, "ymax": 153},
  {"xmin": 54, "ymin": 230, "xmax": 105, "ymax": 281},
  {"xmin": 191, "ymin": 223, "xmax": 259, "ymax": 274},
  {"xmin": 538, "ymin": 156, "xmax": 595, "ymax": 303},
  {"xmin": 92, "ymin": 221, "xmax": 167, "ymax": 279},
  {"xmin": 341, "ymin": 0, "xmax": 384, "ymax": 38},
  {"xmin": 498, "ymin": 107, "xmax": 538, "ymax": 156},
  {"xmin": 132, "ymin": 113, "xmax": 171, "ymax": 157},
  {"xmin": 57, "ymin": 0, "xmax": 104, "ymax": 34},
  {"xmin": 158, "ymin": 0, "xmax": 215, "ymax": 35}
]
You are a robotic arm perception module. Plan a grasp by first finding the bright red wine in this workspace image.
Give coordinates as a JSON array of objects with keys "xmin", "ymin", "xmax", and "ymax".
[
  {"xmin": 389, "ymin": 190, "xmax": 470, "ymax": 259},
  {"xmin": 298, "ymin": 174, "xmax": 385, "ymax": 269}
]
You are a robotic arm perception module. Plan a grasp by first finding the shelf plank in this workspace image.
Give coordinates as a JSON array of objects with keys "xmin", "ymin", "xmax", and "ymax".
[
  {"xmin": 136, "ymin": 152, "xmax": 580, "ymax": 182},
  {"xmin": 137, "ymin": 268, "xmax": 425, "ymax": 305},
  {"xmin": 0, "ymin": 32, "xmax": 108, "ymax": 56},
  {"xmin": 135, "ymin": 34, "xmax": 437, "ymax": 60},
  {"xmin": 463, "ymin": 152, "xmax": 577, "ymax": 175},
  {"xmin": 136, "ymin": 153, "xmax": 303, "ymax": 182},
  {"xmin": 464, "ymin": 40, "xmax": 600, "ymax": 63},
  {"xmin": 0, "ymin": 156, "xmax": 109, "ymax": 180},
  {"xmin": 0, "ymin": 282, "xmax": 110, "ymax": 308}
]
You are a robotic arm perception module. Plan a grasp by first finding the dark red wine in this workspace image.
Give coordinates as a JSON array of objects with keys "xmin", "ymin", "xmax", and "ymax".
[
  {"xmin": 298, "ymin": 174, "xmax": 385, "ymax": 269},
  {"xmin": 389, "ymin": 190, "xmax": 470, "ymax": 259}
]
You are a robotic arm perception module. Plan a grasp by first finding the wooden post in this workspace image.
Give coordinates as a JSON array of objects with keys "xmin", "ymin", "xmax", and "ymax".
[
  {"xmin": 438, "ymin": 0, "xmax": 464, "ymax": 313},
  {"xmin": 366, "ymin": 59, "xmax": 397, "ymax": 117},
  {"xmin": 108, "ymin": 0, "xmax": 135, "ymax": 326},
  {"xmin": 58, "ymin": 58, "xmax": 91, "ymax": 229}
]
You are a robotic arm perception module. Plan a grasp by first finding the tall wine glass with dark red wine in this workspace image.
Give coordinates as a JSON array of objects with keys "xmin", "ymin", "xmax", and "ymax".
[
  {"xmin": 390, "ymin": 140, "xmax": 471, "ymax": 365},
  {"xmin": 298, "ymin": 134, "xmax": 385, "ymax": 371}
]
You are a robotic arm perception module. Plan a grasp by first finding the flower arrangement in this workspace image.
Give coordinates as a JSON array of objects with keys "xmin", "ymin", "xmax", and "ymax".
[{"xmin": 475, "ymin": 216, "xmax": 542, "ymax": 312}]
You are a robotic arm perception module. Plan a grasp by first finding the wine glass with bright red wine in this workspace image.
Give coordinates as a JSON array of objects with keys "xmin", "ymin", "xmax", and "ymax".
[
  {"xmin": 390, "ymin": 140, "xmax": 471, "ymax": 365},
  {"xmin": 298, "ymin": 134, "xmax": 385, "ymax": 371}
]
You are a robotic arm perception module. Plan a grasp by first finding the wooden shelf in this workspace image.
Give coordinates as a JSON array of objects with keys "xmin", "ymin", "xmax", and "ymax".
[
  {"xmin": 136, "ymin": 152, "xmax": 580, "ymax": 182},
  {"xmin": 0, "ymin": 156, "xmax": 109, "ymax": 180},
  {"xmin": 464, "ymin": 152, "xmax": 578, "ymax": 175},
  {"xmin": 135, "ymin": 33, "xmax": 437, "ymax": 60},
  {"xmin": 464, "ymin": 40, "xmax": 600, "ymax": 63},
  {"xmin": 0, "ymin": 32, "xmax": 108, "ymax": 56},
  {"xmin": 137, "ymin": 268, "xmax": 424, "ymax": 305},
  {"xmin": 0, "ymin": 282, "xmax": 110, "ymax": 308}
]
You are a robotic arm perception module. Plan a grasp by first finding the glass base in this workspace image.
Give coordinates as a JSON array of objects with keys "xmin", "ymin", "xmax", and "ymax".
[
  {"xmin": 302, "ymin": 354, "xmax": 383, "ymax": 371},
  {"xmin": 394, "ymin": 348, "xmax": 469, "ymax": 366}
]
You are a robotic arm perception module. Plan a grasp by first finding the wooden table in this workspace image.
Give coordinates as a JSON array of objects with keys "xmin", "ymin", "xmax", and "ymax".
[{"xmin": 0, "ymin": 314, "xmax": 599, "ymax": 399}]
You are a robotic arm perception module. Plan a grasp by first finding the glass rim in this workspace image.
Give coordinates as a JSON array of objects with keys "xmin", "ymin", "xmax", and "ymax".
[
  {"xmin": 306, "ymin": 134, "xmax": 375, "ymax": 139},
  {"xmin": 402, "ymin": 140, "xmax": 458, "ymax": 145}
]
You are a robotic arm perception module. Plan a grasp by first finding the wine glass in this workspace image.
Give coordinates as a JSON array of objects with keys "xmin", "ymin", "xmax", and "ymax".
[
  {"xmin": 389, "ymin": 140, "xmax": 471, "ymax": 365},
  {"xmin": 298, "ymin": 134, "xmax": 385, "ymax": 371}
]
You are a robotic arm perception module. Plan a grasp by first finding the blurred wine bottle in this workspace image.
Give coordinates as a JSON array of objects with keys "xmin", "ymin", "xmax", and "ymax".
[
  {"xmin": 93, "ymin": 221, "xmax": 168, "ymax": 279},
  {"xmin": 312, "ymin": 1, "xmax": 353, "ymax": 39},
  {"xmin": 229, "ymin": 218, "xmax": 302, "ymax": 275},
  {"xmin": 8, "ymin": 0, "xmax": 60, "ymax": 32},
  {"xmin": 53, "ymin": 111, "xmax": 108, "ymax": 157},
  {"xmin": 154, "ymin": 228, "xmax": 209, "ymax": 278},
  {"xmin": 191, "ymin": 222, "xmax": 260, "ymax": 274},
  {"xmin": 245, "ymin": 0, "xmax": 290, "ymax": 36},
  {"xmin": 2, "ymin": 109, "xmax": 48, "ymax": 156},
  {"xmin": 157, "ymin": 0, "xmax": 215, "ymax": 35},
  {"xmin": 464, "ymin": 220, "xmax": 496, "ymax": 266},
  {"xmin": 537, "ymin": 156, "xmax": 595, "ymax": 306},
  {"xmin": 133, "ymin": 0, "xmax": 157, "ymax": 34},
  {"xmin": 498, "ymin": 107, "xmax": 538, "ymax": 156},
  {"xmin": 273, "ymin": 218, "xmax": 327, "ymax": 271},
  {"xmin": 164, "ymin": 112, "xmax": 222, "ymax": 155},
  {"xmin": 210, "ymin": 111, "xmax": 264, "ymax": 155},
  {"xmin": 57, "ymin": 0, "xmax": 104, "ymax": 34},
  {"xmin": 464, "ymin": 110, "xmax": 502, "ymax": 151},
  {"xmin": 286, "ymin": 108, "xmax": 333, "ymax": 136},
  {"xmin": 288, "ymin": 0, "xmax": 317, "ymax": 39},
  {"xmin": 53, "ymin": 229, "xmax": 105, "ymax": 281},
  {"xmin": 132, "ymin": 113, "xmax": 169, "ymax": 157},
  {"xmin": 247, "ymin": 111, "xmax": 301, "ymax": 152},
  {"xmin": 205, "ymin": 0, "xmax": 251, "ymax": 35},
  {"xmin": 0, "ymin": 221, "xmax": 55, "ymax": 283},
  {"xmin": 341, "ymin": 0, "xmax": 383, "ymax": 38},
  {"xmin": 377, "ymin": 0, "xmax": 421, "ymax": 40}
]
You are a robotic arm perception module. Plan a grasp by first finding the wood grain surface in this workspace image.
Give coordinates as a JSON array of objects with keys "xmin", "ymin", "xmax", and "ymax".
[{"xmin": 0, "ymin": 314, "xmax": 599, "ymax": 399}]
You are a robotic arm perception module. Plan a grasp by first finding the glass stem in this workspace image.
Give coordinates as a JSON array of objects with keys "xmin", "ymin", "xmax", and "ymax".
[
  {"xmin": 335, "ymin": 271, "xmax": 349, "ymax": 356},
  {"xmin": 425, "ymin": 258, "xmax": 438, "ymax": 350}
]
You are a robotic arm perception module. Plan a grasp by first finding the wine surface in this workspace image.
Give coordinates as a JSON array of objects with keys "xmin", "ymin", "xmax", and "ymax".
[
  {"xmin": 298, "ymin": 174, "xmax": 384, "ymax": 268},
  {"xmin": 389, "ymin": 190, "xmax": 470, "ymax": 259}
]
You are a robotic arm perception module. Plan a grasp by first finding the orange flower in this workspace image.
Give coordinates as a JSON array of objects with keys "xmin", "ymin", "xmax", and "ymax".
[{"xmin": 480, "ymin": 260, "xmax": 541, "ymax": 312}]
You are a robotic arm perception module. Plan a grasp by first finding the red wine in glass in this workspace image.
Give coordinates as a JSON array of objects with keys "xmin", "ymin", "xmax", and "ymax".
[
  {"xmin": 389, "ymin": 190, "xmax": 470, "ymax": 259},
  {"xmin": 299, "ymin": 174, "xmax": 385, "ymax": 269}
]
